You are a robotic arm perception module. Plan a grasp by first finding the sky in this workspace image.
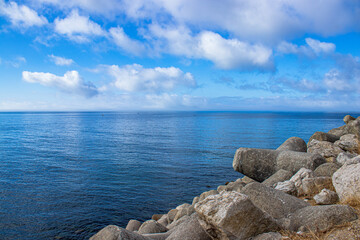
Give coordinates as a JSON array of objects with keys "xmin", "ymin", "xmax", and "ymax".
[{"xmin": 0, "ymin": 0, "xmax": 360, "ymax": 111}]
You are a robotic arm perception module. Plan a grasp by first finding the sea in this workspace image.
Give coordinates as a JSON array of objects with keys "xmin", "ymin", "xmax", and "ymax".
[{"xmin": 0, "ymin": 111, "xmax": 354, "ymax": 239}]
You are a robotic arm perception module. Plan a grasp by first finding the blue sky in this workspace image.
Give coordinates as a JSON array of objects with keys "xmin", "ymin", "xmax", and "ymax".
[{"xmin": 0, "ymin": 0, "xmax": 360, "ymax": 111}]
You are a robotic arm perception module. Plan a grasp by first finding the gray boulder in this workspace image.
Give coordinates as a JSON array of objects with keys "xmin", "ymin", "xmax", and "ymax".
[
  {"xmin": 276, "ymin": 137, "xmax": 307, "ymax": 152},
  {"xmin": 313, "ymin": 189, "xmax": 339, "ymax": 205},
  {"xmin": 262, "ymin": 169, "xmax": 293, "ymax": 187},
  {"xmin": 199, "ymin": 189, "xmax": 218, "ymax": 201},
  {"xmin": 332, "ymin": 162, "xmax": 360, "ymax": 202},
  {"xmin": 90, "ymin": 225, "xmax": 150, "ymax": 240},
  {"xmin": 126, "ymin": 220, "xmax": 142, "ymax": 232},
  {"xmin": 173, "ymin": 204, "xmax": 192, "ymax": 222},
  {"xmin": 157, "ymin": 215, "xmax": 168, "ymax": 227},
  {"xmin": 285, "ymin": 205, "xmax": 358, "ymax": 232},
  {"xmin": 166, "ymin": 215, "xmax": 190, "ymax": 230},
  {"xmin": 307, "ymin": 139, "xmax": 344, "ymax": 158},
  {"xmin": 241, "ymin": 182, "xmax": 309, "ymax": 219},
  {"xmin": 166, "ymin": 214, "xmax": 211, "ymax": 240},
  {"xmin": 344, "ymin": 116, "xmax": 360, "ymax": 137},
  {"xmin": 336, "ymin": 152, "xmax": 358, "ymax": 165},
  {"xmin": 217, "ymin": 178, "xmax": 245, "ymax": 193},
  {"xmin": 138, "ymin": 220, "xmax": 167, "ymax": 234},
  {"xmin": 344, "ymin": 115, "xmax": 356, "ymax": 124},
  {"xmin": 252, "ymin": 232, "xmax": 282, "ymax": 240},
  {"xmin": 301, "ymin": 177, "xmax": 334, "ymax": 196},
  {"xmin": 142, "ymin": 233, "xmax": 169, "ymax": 240},
  {"xmin": 289, "ymin": 168, "xmax": 314, "ymax": 196},
  {"xmin": 192, "ymin": 196, "xmax": 199, "ymax": 206},
  {"xmin": 328, "ymin": 125, "xmax": 347, "ymax": 137},
  {"xmin": 308, "ymin": 131, "xmax": 340, "ymax": 144},
  {"xmin": 166, "ymin": 209, "xmax": 178, "ymax": 224},
  {"xmin": 151, "ymin": 214, "xmax": 163, "ymax": 221},
  {"xmin": 334, "ymin": 134, "xmax": 360, "ymax": 154},
  {"xmin": 274, "ymin": 181, "xmax": 296, "ymax": 195},
  {"xmin": 194, "ymin": 191, "xmax": 279, "ymax": 240},
  {"xmin": 314, "ymin": 163, "xmax": 340, "ymax": 177}
]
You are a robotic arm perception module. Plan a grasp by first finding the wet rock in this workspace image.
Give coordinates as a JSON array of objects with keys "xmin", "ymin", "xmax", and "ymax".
[
  {"xmin": 263, "ymin": 169, "xmax": 293, "ymax": 187},
  {"xmin": 276, "ymin": 137, "xmax": 307, "ymax": 152},
  {"xmin": 90, "ymin": 225, "xmax": 150, "ymax": 240},
  {"xmin": 314, "ymin": 163, "xmax": 340, "ymax": 177},
  {"xmin": 285, "ymin": 205, "xmax": 358, "ymax": 232},
  {"xmin": 138, "ymin": 220, "xmax": 167, "ymax": 234},
  {"xmin": 307, "ymin": 139, "xmax": 344, "ymax": 158},
  {"xmin": 194, "ymin": 191, "xmax": 279, "ymax": 240},
  {"xmin": 309, "ymin": 131, "xmax": 340, "ymax": 144},
  {"xmin": 126, "ymin": 220, "xmax": 142, "ymax": 231},
  {"xmin": 166, "ymin": 214, "xmax": 211, "ymax": 240},
  {"xmin": 332, "ymin": 162, "xmax": 360, "ymax": 202},
  {"xmin": 314, "ymin": 189, "xmax": 339, "ymax": 205},
  {"xmin": 241, "ymin": 182, "xmax": 309, "ymax": 219},
  {"xmin": 335, "ymin": 134, "xmax": 360, "ymax": 154}
]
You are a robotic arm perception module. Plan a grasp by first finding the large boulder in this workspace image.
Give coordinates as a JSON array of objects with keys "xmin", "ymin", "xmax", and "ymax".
[
  {"xmin": 166, "ymin": 214, "xmax": 211, "ymax": 240},
  {"xmin": 336, "ymin": 152, "xmax": 358, "ymax": 166},
  {"xmin": 138, "ymin": 220, "xmax": 168, "ymax": 234},
  {"xmin": 332, "ymin": 162, "xmax": 360, "ymax": 202},
  {"xmin": 345, "ymin": 116, "xmax": 360, "ymax": 137},
  {"xmin": 217, "ymin": 178, "xmax": 245, "ymax": 193},
  {"xmin": 167, "ymin": 209, "xmax": 178, "ymax": 224},
  {"xmin": 151, "ymin": 214, "xmax": 163, "ymax": 221},
  {"xmin": 307, "ymin": 139, "xmax": 344, "ymax": 158},
  {"xmin": 274, "ymin": 180, "xmax": 296, "ymax": 195},
  {"xmin": 334, "ymin": 134, "xmax": 360, "ymax": 154},
  {"xmin": 194, "ymin": 191, "xmax": 279, "ymax": 240},
  {"xmin": 313, "ymin": 189, "xmax": 339, "ymax": 205},
  {"xmin": 167, "ymin": 215, "xmax": 191, "ymax": 230},
  {"xmin": 301, "ymin": 177, "xmax": 334, "ymax": 196},
  {"xmin": 199, "ymin": 190, "xmax": 218, "ymax": 201},
  {"xmin": 309, "ymin": 131, "xmax": 340, "ymax": 144},
  {"xmin": 241, "ymin": 182, "xmax": 310, "ymax": 219},
  {"xmin": 275, "ymin": 151, "xmax": 324, "ymax": 175},
  {"xmin": 157, "ymin": 215, "xmax": 168, "ymax": 227},
  {"xmin": 328, "ymin": 125, "xmax": 347, "ymax": 138},
  {"xmin": 276, "ymin": 137, "xmax": 307, "ymax": 152},
  {"xmin": 126, "ymin": 220, "xmax": 142, "ymax": 231},
  {"xmin": 90, "ymin": 225, "xmax": 151, "ymax": 240},
  {"xmin": 285, "ymin": 205, "xmax": 358, "ymax": 232},
  {"xmin": 314, "ymin": 163, "xmax": 340, "ymax": 177},
  {"xmin": 262, "ymin": 169, "xmax": 293, "ymax": 187},
  {"xmin": 343, "ymin": 115, "xmax": 356, "ymax": 124},
  {"xmin": 288, "ymin": 168, "xmax": 314, "ymax": 196}
]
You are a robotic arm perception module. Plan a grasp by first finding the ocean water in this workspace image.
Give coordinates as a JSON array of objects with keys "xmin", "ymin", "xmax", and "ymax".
[{"xmin": 0, "ymin": 111, "xmax": 351, "ymax": 239}]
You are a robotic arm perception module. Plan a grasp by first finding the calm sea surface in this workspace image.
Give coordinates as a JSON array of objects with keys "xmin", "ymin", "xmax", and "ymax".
[{"xmin": 0, "ymin": 111, "xmax": 353, "ymax": 239}]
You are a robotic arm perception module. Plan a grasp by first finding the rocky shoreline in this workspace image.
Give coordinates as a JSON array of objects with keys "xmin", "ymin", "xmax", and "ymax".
[{"xmin": 90, "ymin": 115, "xmax": 360, "ymax": 240}]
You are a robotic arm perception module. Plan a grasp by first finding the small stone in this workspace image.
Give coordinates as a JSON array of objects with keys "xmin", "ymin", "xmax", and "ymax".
[
  {"xmin": 274, "ymin": 180, "xmax": 296, "ymax": 195},
  {"xmin": 314, "ymin": 189, "xmax": 339, "ymax": 205},
  {"xmin": 336, "ymin": 152, "xmax": 358, "ymax": 165}
]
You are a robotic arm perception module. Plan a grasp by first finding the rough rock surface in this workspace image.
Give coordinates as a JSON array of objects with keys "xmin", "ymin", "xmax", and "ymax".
[
  {"xmin": 192, "ymin": 196, "xmax": 199, "ymax": 206},
  {"xmin": 344, "ymin": 115, "xmax": 356, "ymax": 124},
  {"xmin": 126, "ymin": 220, "xmax": 142, "ymax": 231},
  {"xmin": 336, "ymin": 152, "xmax": 358, "ymax": 165},
  {"xmin": 285, "ymin": 205, "xmax": 358, "ymax": 232},
  {"xmin": 262, "ymin": 169, "xmax": 293, "ymax": 187},
  {"xmin": 309, "ymin": 131, "xmax": 340, "ymax": 144},
  {"xmin": 314, "ymin": 163, "xmax": 340, "ymax": 177},
  {"xmin": 199, "ymin": 190, "xmax": 218, "ymax": 201},
  {"xmin": 167, "ymin": 209, "xmax": 178, "ymax": 224},
  {"xmin": 335, "ymin": 134, "xmax": 360, "ymax": 154},
  {"xmin": 241, "ymin": 182, "xmax": 309, "ymax": 219},
  {"xmin": 217, "ymin": 178, "xmax": 245, "ymax": 193},
  {"xmin": 307, "ymin": 139, "xmax": 344, "ymax": 158},
  {"xmin": 289, "ymin": 168, "xmax": 314, "ymax": 196},
  {"xmin": 157, "ymin": 215, "xmax": 168, "ymax": 227},
  {"xmin": 276, "ymin": 137, "xmax": 307, "ymax": 152},
  {"xmin": 166, "ymin": 215, "xmax": 190, "ymax": 230},
  {"xmin": 301, "ymin": 177, "xmax": 334, "ymax": 196},
  {"xmin": 252, "ymin": 232, "xmax": 282, "ymax": 240},
  {"xmin": 166, "ymin": 214, "xmax": 211, "ymax": 240},
  {"xmin": 314, "ymin": 189, "xmax": 339, "ymax": 205},
  {"xmin": 138, "ymin": 220, "xmax": 167, "ymax": 234},
  {"xmin": 194, "ymin": 191, "xmax": 279, "ymax": 240},
  {"xmin": 332, "ymin": 162, "xmax": 360, "ymax": 202},
  {"xmin": 151, "ymin": 215, "xmax": 163, "ymax": 221},
  {"xmin": 90, "ymin": 225, "xmax": 150, "ymax": 240},
  {"xmin": 274, "ymin": 180, "xmax": 296, "ymax": 195}
]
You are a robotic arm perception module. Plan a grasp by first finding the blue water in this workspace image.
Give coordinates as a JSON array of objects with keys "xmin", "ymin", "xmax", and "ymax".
[{"xmin": 0, "ymin": 111, "xmax": 352, "ymax": 239}]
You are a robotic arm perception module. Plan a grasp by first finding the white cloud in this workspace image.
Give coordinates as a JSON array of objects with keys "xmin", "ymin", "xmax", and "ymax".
[
  {"xmin": 54, "ymin": 9, "xmax": 105, "ymax": 42},
  {"xmin": 48, "ymin": 54, "xmax": 74, "ymax": 66},
  {"xmin": 105, "ymin": 64, "xmax": 196, "ymax": 92},
  {"xmin": 277, "ymin": 38, "xmax": 335, "ymax": 56},
  {"xmin": 22, "ymin": 70, "xmax": 98, "ymax": 97},
  {"xmin": 0, "ymin": 0, "xmax": 48, "ymax": 28},
  {"xmin": 109, "ymin": 27, "xmax": 146, "ymax": 56},
  {"xmin": 305, "ymin": 38, "xmax": 336, "ymax": 55}
]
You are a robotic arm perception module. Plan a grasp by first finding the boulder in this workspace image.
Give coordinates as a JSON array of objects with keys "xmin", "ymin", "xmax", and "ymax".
[
  {"xmin": 301, "ymin": 177, "xmax": 334, "ymax": 196},
  {"xmin": 157, "ymin": 215, "xmax": 168, "ymax": 227},
  {"xmin": 199, "ymin": 190, "xmax": 218, "ymax": 201},
  {"xmin": 252, "ymin": 232, "xmax": 282, "ymax": 240},
  {"xmin": 166, "ymin": 214, "xmax": 211, "ymax": 240},
  {"xmin": 217, "ymin": 179, "xmax": 245, "ymax": 193},
  {"xmin": 314, "ymin": 163, "xmax": 340, "ymax": 177},
  {"xmin": 328, "ymin": 125, "xmax": 347, "ymax": 138},
  {"xmin": 289, "ymin": 168, "xmax": 314, "ymax": 196},
  {"xmin": 344, "ymin": 115, "xmax": 356, "ymax": 124},
  {"xmin": 274, "ymin": 181, "xmax": 296, "ymax": 195},
  {"xmin": 308, "ymin": 131, "xmax": 340, "ymax": 144},
  {"xmin": 175, "ymin": 203, "xmax": 191, "ymax": 211},
  {"xmin": 345, "ymin": 117, "xmax": 360, "ymax": 137},
  {"xmin": 276, "ymin": 137, "xmax": 307, "ymax": 152},
  {"xmin": 192, "ymin": 196, "xmax": 199, "ymax": 206},
  {"xmin": 307, "ymin": 139, "xmax": 344, "ymax": 158},
  {"xmin": 233, "ymin": 148, "xmax": 325, "ymax": 182},
  {"xmin": 90, "ymin": 225, "xmax": 150, "ymax": 240},
  {"xmin": 241, "ymin": 182, "xmax": 309, "ymax": 219},
  {"xmin": 241, "ymin": 176, "xmax": 257, "ymax": 184},
  {"xmin": 167, "ymin": 209, "xmax": 178, "ymax": 224},
  {"xmin": 194, "ymin": 191, "xmax": 279, "ymax": 240},
  {"xmin": 138, "ymin": 220, "xmax": 168, "ymax": 234},
  {"xmin": 126, "ymin": 220, "xmax": 142, "ymax": 231},
  {"xmin": 151, "ymin": 214, "xmax": 163, "ymax": 221},
  {"xmin": 336, "ymin": 152, "xmax": 358, "ymax": 165},
  {"xmin": 167, "ymin": 215, "xmax": 190, "ymax": 230},
  {"xmin": 142, "ymin": 233, "xmax": 169, "ymax": 240},
  {"xmin": 334, "ymin": 134, "xmax": 360, "ymax": 154},
  {"xmin": 285, "ymin": 205, "xmax": 358, "ymax": 232},
  {"xmin": 314, "ymin": 189, "xmax": 339, "ymax": 205},
  {"xmin": 332, "ymin": 162, "xmax": 360, "ymax": 202},
  {"xmin": 262, "ymin": 169, "xmax": 293, "ymax": 187}
]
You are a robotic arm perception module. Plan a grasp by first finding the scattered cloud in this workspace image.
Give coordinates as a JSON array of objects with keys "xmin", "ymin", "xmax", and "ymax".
[
  {"xmin": 277, "ymin": 38, "xmax": 335, "ymax": 56},
  {"xmin": 104, "ymin": 64, "xmax": 196, "ymax": 92},
  {"xmin": 109, "ymin": 27, "xmax": 146, "ymax": 56},
  {"xmin": 22, "ymin": 70, "xmax": 98, "ymax": 97},
  {"xmin": 54, "ymin": 9, "xmax": 106, "ymax": 42},
  {"xmin": 305, "ymin": 38, "xmax": 336, "ymax": 55},
  {"xmin": 0, "ymin": 0, "xmax": 48, "ymax": 28},
  {"xmin": 2, "ymin": 56, "xmax": 27, "ymax": 68},
  {"xmin": 48, "ymin": 54, "xmax": 74, "ymax": 66}
]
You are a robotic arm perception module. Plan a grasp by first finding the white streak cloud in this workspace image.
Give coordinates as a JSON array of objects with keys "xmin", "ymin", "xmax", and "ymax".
[
  {"xmin": 22, "ymin": 70, "xmax": 98, "ymax": 97},
  {"xmin": 48, "ymin": 54, "xmax": 74, "ymax": 66},
  {"xmin": 277, "ymin": 38, "xmax": 335, "ymax": 56},
  {"xmin": 109, "ymin": 27, "xmax": 146, "ymax": 56}
]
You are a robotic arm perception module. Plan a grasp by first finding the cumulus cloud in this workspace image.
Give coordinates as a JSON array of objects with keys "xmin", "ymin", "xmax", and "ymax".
[
  {"xmin": 48, "ymin": 54, "xmax": 74, "ymax": 66},
  {"xmin": 105, "ymin": 64, "xmax": 196, "ymax": 92},
  {"xmin": 305, "ymin": 38, "xmax": 336, "ymax": 55},
  {"xmin": 54, "ymin": 9, "xmax": 105, "ymax": 42},
  {"xmin": 109, "ymin": 27, "xmax": 146, "ymax": 56},
  {"xmin": 0, "ymin": 0, "xmax": 48, "ymax": 28},
  {"xmin": 277, "ymin": 38, "xmax": 335, "ymax": 56},
  {"xmin": 22, "ymin": 70, "xmax": 98, "ymax": 97}
]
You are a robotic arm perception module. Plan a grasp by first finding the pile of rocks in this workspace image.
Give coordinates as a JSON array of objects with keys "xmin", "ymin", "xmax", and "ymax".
[{"xmin": 90, "ymin": 115, "xmax": 360, "ymax": 240}]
